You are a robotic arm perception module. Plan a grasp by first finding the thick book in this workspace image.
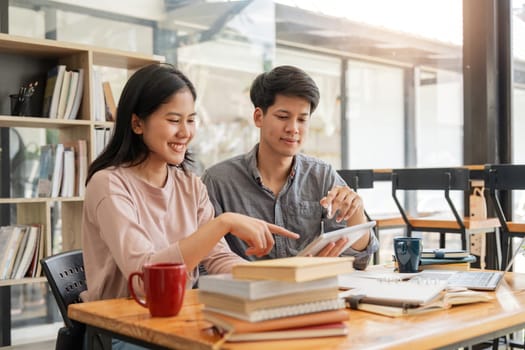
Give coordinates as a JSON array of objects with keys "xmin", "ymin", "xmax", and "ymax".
[
  {"xmin": 421, "ymin": 248, "xmax": 470, "ymax": 259},
  {"xmin": 232, "ymin": 257, "xmax": 354, "ymax": 283},
  {"xmin": 346, "ymin": 289, "xmax": 493, "ymax": 317},
  {"xmin": 198, "ymin": 287, "xmax": 340, "ymax": 314},
  {"xmin": 199, "ymin": 274, "xmax": 338, "ymax": 300},
  {"xmin": 224, "ymin": 322, "xmax": 348, "ymax": 342},
  {"xmin": 203, "ymin": 308, "xmax": 349, "ymax": 333}
]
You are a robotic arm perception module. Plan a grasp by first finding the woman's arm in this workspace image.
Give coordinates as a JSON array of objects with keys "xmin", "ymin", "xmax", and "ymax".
[{"xmin": 178, "ymin": 212, "xmax": 298, "ymax": 272}]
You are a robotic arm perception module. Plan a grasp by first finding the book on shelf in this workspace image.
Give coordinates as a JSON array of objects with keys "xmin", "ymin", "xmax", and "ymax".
[
  {"xmin": 0, "ymin": 226, "xmax": 24, "ymax": 280},
  {"xmin": 50, "ymin": 143, "xmax": 64, "ymax": 198},
  {"xmin": 60, "ymin": 146, "xmax": 75, "ymax": 197},
  {"xmin": 421, "ymin": 248, "xmax": 469, "ymax": 259},
  {"xmin": 103, "ymin": 81, "xmax": 117, "ymax": 121},
  {"xmin": 67, "ymin": 68, "xmax": 84, "ymax": 120},
  {"xmin": 63, "ymin": 140, "xmax": 87, "ymax": 197},
  {"xmin": 203, "ymin": 308, "xmax": 349, "ymax": 334},
  {"xmin": 8, "ymin": 226, "xmax": 29, "ymax": 279},
  {"xmin": 27, "ymin": 225, "xmax": 44, "ymax": 278},
  {"xmin": 223, "ymin": 322, "xmax": 349, "ymax": 342},
  {"xmin": 42, "ymin": 65, "xmax": 66, "ymax": 118},
  {"xmin": 56, "ymin": 70, "xmax": 72, "ymax": 119},
  {"xmin": 36, "ymin": 144, "xmax": 55, "ymax": 197},
  {"xmin": 13, "ymin": 225, "xmax": 39, "ymax": 280},
  {"xmin": 344, "ymin": 289, "xmax": 493, "ymax": 317},
  {"xmin": 199, "ymin": 274, "xmax": 339, "ymax": 300},
  {"xmin": 91, "ymin": 70, "xmax": 106, "ymax": 122},
  {"xmin": 198, "ymin": 287, "xmax": 340, "ymax": 315},
  {"xmin": 232, "ymin": 256, "xmax": 354, "ymax": 283},
  {"xmin": 62, "ymin": 70, "xmax": 79, "ymax": 119},
  {"xmin": 204, "ymin": 298, "xmax": 346, "ymax": 322}
]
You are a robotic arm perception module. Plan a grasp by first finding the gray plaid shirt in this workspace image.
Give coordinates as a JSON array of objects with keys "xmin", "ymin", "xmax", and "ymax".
[{"xmin": 201, "ymin": 144, "xmax": 378, "ymax": 270}]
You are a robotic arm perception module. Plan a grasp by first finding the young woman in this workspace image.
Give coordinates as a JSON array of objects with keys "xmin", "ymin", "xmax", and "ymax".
[{"xmin": 81, "ymin": 63, "xmax": 298, "ymax": 305}]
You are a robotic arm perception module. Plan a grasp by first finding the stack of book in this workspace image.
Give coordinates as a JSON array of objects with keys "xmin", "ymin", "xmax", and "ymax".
[
  {"xmin": 199, "ymin": 257, "xmax": 353, "ymax": 342},
  {"xmin": 420, "ymin": 248, "xmax": 476, "ymax": 270}
]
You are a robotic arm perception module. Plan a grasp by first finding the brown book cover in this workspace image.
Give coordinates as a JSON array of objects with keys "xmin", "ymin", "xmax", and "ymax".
[
  {"xmin": 102, "ymin": 81, "xmax": 117, "ymax": 121},
  {"xmin": 203, "ymin": 308, "xmax": 349, "ymax": 334},
  {"xmin": 232, "ymin": 257, "xmax": 354, "ymax": 282},
  {"xmin": 225, "ymin": 322, "xmax": 348, "ymax": 342}
]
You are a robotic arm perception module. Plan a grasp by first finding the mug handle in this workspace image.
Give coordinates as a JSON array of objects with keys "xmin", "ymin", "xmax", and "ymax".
[{"xmin": 128, "ymin": 272, "xmax": 147, "ymax": 308}]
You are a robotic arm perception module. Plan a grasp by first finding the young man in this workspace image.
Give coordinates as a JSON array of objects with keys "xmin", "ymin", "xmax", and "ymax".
[{"xmin": 201, "ymin": 65, "xmax": 378, "ymax": 270}]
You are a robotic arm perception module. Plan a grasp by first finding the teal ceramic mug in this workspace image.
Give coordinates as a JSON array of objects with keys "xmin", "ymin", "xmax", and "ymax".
[{"xmin": 393, "ymin": 237, "xmax": 422, "ymax": 273}]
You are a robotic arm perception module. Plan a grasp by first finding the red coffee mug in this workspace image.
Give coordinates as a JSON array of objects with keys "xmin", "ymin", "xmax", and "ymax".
[{"xmin": 128, "ymin": 262, "xmax": 186, "ymax": 317}]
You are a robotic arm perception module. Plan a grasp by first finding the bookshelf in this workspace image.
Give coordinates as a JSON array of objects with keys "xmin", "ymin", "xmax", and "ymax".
[{"xmin": 0, "ymin": 33, "xmax": 162, "ymax": 344}]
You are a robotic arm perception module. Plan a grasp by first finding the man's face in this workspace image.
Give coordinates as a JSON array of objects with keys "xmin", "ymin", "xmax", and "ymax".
[{"xmin": 254, "ymin": 94, "xmax": 311, "ymax": 158}]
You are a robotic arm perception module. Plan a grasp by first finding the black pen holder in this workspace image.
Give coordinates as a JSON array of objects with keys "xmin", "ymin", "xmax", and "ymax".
[{"xmin": 10, "ymin": 94, "xmax": 32, "ymax": 116}]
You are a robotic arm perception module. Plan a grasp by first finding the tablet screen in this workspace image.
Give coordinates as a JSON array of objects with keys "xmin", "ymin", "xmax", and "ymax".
[{"xmin": 297, "ymin": 221, "xmax": 376, "ymax": 257}]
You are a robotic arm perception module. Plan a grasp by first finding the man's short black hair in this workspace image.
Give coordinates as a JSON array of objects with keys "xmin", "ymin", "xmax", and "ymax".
[{"xmin": 249, "ymin": 65, "xmax": 320, "ymax": 114}]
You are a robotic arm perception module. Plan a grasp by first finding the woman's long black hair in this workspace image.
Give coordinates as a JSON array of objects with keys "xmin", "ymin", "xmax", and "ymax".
[{"xmin": 86, "ymin": 63, "xmax": 196, "ymax": 184}]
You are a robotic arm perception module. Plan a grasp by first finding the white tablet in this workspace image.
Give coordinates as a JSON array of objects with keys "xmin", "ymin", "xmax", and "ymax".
[{"xmin": 297, "ymin": 221, "xmax": 376, "ymax": 257}]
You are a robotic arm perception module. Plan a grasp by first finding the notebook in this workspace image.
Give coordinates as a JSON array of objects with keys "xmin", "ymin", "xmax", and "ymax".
[
  {"xmin": 338, "ymin": 274, "xmax": 446, "ymax": 306},
  {"xmin": 203, "ymin": 298, "xmax": 346, "ymax": 322}
]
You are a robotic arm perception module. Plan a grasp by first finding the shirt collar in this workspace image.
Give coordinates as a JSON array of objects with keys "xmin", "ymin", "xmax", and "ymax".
[{"xmin": 245, "ymin": 143, "xmax": 299, "ymax": 183}]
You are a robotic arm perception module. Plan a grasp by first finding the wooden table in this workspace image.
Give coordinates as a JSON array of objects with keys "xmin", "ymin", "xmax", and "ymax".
[{"xmin": 69, "ymin": 272, "xmax": 525, "ymax": 350}]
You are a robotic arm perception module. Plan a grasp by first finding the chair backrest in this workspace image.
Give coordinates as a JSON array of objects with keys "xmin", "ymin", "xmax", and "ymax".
[
  {"xmin": 40, "ymin": 250, "xmax": 86, "ymax": 329},
  {"xmin": 486, "ymin": 164, "xmax": 525, "ymax": 191},
  {"xmin": 486, "ymin": 164, "xmax": 525, "ymax": 229},
  {"xmin": 337, "ymin": 169, "xmax": 374, "ymax": 190},
  {"xmin": 392, "ymin": 167, "xmax": 470, "ymax": 191},
  {"xmin": 391, "ymin": 167, "xmax": 470, "ymax": 228}
]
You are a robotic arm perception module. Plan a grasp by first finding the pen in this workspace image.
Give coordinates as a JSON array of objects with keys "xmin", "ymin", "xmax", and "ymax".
[
  {"xmin": 320, "ymin": 220, "xmax": 325, "ymax": 236},
  {"xmin": 327, "ymin": 203, "xmax": 332, "ymax": 218}
]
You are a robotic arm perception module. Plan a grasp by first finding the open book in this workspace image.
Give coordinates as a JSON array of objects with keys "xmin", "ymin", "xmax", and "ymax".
[{"xmin": 342, "ymin": 289, "xmax": 493, "ymax": 317}]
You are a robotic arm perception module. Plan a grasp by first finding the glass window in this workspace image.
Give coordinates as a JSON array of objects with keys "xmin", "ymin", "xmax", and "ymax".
[{"xmin": 276, "ymin": 48, "xmax": 341, "ymax": 168}]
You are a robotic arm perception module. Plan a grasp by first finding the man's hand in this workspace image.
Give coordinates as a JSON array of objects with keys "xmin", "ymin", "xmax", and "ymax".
[
  {"xmin": 315, "ymin": 237, "xmax": 349, "ymax": 257},
  {"xmin": 320, "ymin": 185, "xmax": 366, "ymax": 225}
]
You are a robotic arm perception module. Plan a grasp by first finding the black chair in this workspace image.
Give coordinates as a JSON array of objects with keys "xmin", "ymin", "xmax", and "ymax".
[
  {"xmin": 337, "ymin": 169, "xmax": 406, "ymax": 263},
  {"xmin": 486, "ymin": 164, "xmax": 525, "ymax": 268},
  {"xmin": 40, "ymin": 250, "xmax": 87, "ymax": 350},
  {"xmin": 391, "ymin": 167, "xmax": 500, "ymax": 253}
]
